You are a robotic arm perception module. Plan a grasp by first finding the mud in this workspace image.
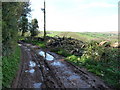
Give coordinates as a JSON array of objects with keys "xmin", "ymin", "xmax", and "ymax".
[{"xmin": 12, "ymin": 43, "xmax": 111, "ymax": 89}]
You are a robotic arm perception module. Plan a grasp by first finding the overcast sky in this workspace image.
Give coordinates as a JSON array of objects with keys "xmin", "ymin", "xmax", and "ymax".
[{"xmin": 30, "ymin": 0, "xmax": 119, "ymax": 32}]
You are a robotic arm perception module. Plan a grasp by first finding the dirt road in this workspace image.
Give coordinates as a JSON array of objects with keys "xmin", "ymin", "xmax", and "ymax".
[{"xmin": 12, "ymin": 43, "xmax": 111, "ymax": 89}]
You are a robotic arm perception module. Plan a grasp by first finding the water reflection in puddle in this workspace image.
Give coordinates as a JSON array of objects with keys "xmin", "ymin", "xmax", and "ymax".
[
  {"xmin": 29, "ymin": 61, "xmax": 36, "ymax": 68},
  {"xmin": 26, "ymin": 44, "xmax": 31, "ymax": 46},
  {"xmin": 69, "ymin": 74, "xmax": 80, "ymax": 81},
  {"xmin": 18, "ymin": 44, "xmax": 22, "ymax": 46},
  {"xmin": 38, "ymin": 65, "xmax": 40, "ymax": 67},
  {"xmin": 39, "ymin": 51, "xmax": 54, "ymax": 61},
  {"xmin": 27, "ymin": 49, "xmax": 31, "ymax": 51},
  {"xmin": 29, "ymin": 69, "xmax": 35, "ymax": 73},
  {"xmin": 63, "ymin": 71, "xmax": 73, "ymax": 75},
  {"xmin": 51, "ymin": 61, "xmax": 64, "ymax": 67},
  {"xmin": 33, "ymin": 83, "xmax": 42, "ymax": 88},
  {"xmin": 31, "ymin": 46, "xmax": 37, "ymax": 48},
  {"xmin": 25, "ymin": 69, "xmax": 35, "ymax": 74}
]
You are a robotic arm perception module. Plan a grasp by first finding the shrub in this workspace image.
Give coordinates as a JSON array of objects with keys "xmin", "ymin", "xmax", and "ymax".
[{"xmin": 82, "ymin": 41, "xmax": 105, "ymax": 61}]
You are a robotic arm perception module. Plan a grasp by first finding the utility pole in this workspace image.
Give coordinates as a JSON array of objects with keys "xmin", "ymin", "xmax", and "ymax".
[
  {"xmin": 41, "ymin": 0, "xmax": 46, "ymax": 40},
  {"xmin": 43, "ymin": 0, "xmax": 46, "ymax": 40}
]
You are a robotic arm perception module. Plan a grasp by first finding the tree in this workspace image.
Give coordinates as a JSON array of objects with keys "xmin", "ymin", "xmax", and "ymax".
[
  {"xmin": 2, "ymin": 2, "xmax": 23, "ymax": 56},
  {"xmin": 2, "ymin": 2, "xmax": 31, "ymax": 56},
  {"xmin": 30, "ymin": 18, "xmax": 39, "ymax": 37},
  {"xmin": 18, "ymin": 2, "xmax": 31, "ymax": 36},
  {"xmin": 18, "ymin": 16, "xmax": 29, "ymax": 36}
]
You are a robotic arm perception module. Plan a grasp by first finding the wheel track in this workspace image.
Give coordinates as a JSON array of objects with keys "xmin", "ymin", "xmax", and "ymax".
[{"xmin": 12, "ymin": 43, "xmax": 112, "ymax": 89}]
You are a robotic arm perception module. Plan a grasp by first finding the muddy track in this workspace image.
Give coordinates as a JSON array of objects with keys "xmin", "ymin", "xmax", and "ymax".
[{"xmin": 12, "ymin": 43, "xmax": 111, "ymax": 89}]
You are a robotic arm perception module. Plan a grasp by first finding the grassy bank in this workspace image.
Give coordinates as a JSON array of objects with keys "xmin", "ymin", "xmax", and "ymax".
[{"xmin": 2, "ymin": 46, "xmax": 21, "ymax": 88}]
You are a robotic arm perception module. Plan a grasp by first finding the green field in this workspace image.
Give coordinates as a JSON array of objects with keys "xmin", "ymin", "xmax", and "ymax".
[{"xmin": 36, "ymin": 31, "xmax": 118, "ymax": 43}]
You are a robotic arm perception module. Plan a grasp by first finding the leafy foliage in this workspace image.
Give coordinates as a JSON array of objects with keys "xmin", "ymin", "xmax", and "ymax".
[
  {"xmin": 18, "ymin": 2, "xmax": 31, "ymax": 36},
  {"xmin": 18, "ymin": 16, "xmax": 29, "ymax": 36},
  {"xmin": 30, "ymin": 18, "xmax": 39, "ymax": 37},
  {"xmin": 2, "ymin": 2, "xmax": 30, "ymax": 56},
  {"xmin": 2, "ymin": 2, "xmax": 31, "ymax": 88}
]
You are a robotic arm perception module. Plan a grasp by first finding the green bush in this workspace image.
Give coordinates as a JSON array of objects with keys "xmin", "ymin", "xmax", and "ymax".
[{"xmin": 82, "ymin": 41, "xmax": 105, "ymax": 61}]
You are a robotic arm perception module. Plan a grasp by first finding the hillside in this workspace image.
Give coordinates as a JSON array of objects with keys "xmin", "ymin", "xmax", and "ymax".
[{"xmin": 36, "ymin": 31, "xmax": 118, "ymax": 43}]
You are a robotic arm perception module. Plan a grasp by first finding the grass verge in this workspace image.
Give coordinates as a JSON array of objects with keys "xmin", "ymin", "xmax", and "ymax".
[{"xmin": 2, "ymin": 46, "xmax": 20, "ymax": 88}]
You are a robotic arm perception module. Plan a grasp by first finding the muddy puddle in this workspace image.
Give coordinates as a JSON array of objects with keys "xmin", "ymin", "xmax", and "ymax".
[
  {"xmin": 25, "ymin": 69, "xmax": 35, "ymax": 74},
  {"xmin": 29, "ymin": 61, "xmax": 36, "ymax": 68},
  {"xmin": 38, "ymin": 65, "xmax": 40, "ymax": 67},
  {"xmin": 25, "ymin": 61, "xmax": 36, "ymax": 74},
  {"xmin": 18, "ymin": 44, "xmax": 22, "ymax": 46},
  {"xmin": 39, "ymin": 51, "xmax": 54, "ymax": 61},
  {"xmin": 51, "ymin": 61, "xmax": 64, "ymax": 67},
  {"xmin": 33, "ymin": 83, "xmax": 42, "ymax": 88},
  {"xmin": 26, "ymin": 44, "xmax": 31, "ymax": 46},
  {"xmin": 69, "ymin": 74, "xmax": 81, "ymax": 81}
]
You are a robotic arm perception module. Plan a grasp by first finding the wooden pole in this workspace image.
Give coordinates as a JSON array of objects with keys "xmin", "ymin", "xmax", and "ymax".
[{"xmin": 44, "ymin": 0, "xmax": 46, "ymax": 40}]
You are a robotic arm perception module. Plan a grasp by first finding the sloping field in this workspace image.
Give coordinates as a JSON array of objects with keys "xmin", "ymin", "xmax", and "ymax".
[{"xmin": 43, "ymin": 31, "xmax": 118, "ymax": 43}]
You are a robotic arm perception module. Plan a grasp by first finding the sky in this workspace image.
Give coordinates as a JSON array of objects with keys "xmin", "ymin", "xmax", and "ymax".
[{"xmin": 30, "ymin": 0, "xmax": 119, "ymax": 32}]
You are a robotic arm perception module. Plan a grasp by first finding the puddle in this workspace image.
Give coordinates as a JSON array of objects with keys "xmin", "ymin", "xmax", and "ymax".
[
  {"xmin": 24, "ymin": 47, "xmax": 28, "ymax": 50},
  {"xmin": 51, "ymin": 61, "xmax": 64, "ymax": 67},
  {"xmin": 63, "ymin": 71, "xmax": 73, "ymax": 75},
  {"xmin": 33, "ymin": 83, "xmax": 42, "ymax": 88},
  {"xmin": 39, "ymin": 51, "xmax": 54, "ymax": 61},
  {"xmin": 69, "ymin": 74, "xmax": 80, "ymax": 81},
  {"xmin": 24, "ymin": 46, "xmax": 27, "ymax": 49},
  {"xmin": 29, "ymin": 69, "xmax": 35, "ymax": 74},
  {"xmin": 27, "ymin": 49, "xmax": 31, "ymax": 51},
  {"xmin": 25, "ymin": 70, "xmax": 28, "ymax": 72},
  {"xmin": 25, "ymin": 69, "xmax": 35, "ymax": 74},
  {"xmin": 18, "ymin": 44, "xmax": 22, "ymax": 46},
  {"xmin": 29, "ymin": 61, "xmax": 36, "ymax": 68},
  {"xmin": 38, "ymin": 65, "xmax": 40, "ymax": 67},
  {"xmin": 26, "ymin": 44, "xmax": 31, "ymax": 46},
  {"xmin": 31, "ymin": 46, "xmax": 37, "ymax": 48}
]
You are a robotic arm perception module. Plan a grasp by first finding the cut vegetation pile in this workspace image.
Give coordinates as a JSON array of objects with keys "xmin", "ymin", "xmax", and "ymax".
[{"xmin": 46, "ymin": 36, "xmax": 85, "ymax": 56}]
